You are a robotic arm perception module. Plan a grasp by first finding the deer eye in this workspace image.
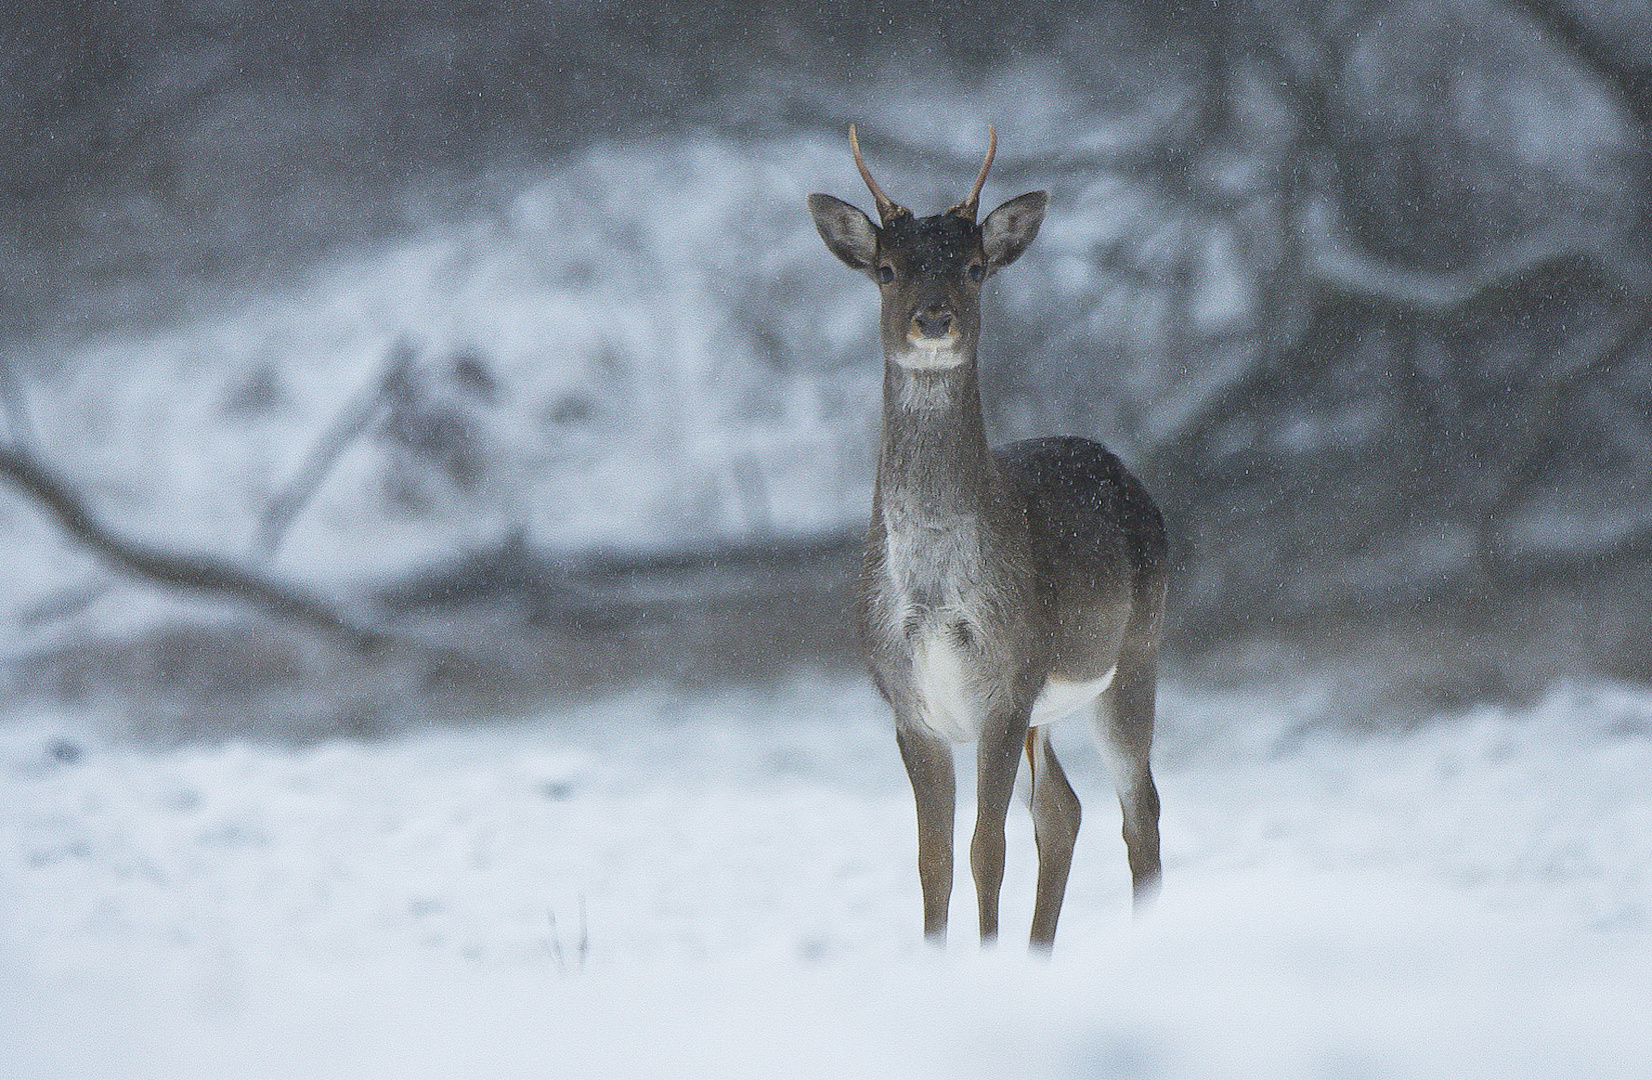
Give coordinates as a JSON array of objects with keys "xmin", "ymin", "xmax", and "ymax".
[
  {"xmin": 876, "ymin": 264, "xmax": 895, "ymax": 285},
  {"xmin": 967, "ymin": 262, "xmax": 985, "ymax": 282}
]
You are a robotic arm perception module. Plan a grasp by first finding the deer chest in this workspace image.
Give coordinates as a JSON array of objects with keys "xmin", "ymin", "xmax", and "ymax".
[
  {"xmin": 869, "ymin": 515, "xmax": 1115, "ymax": 743},
  {"xmin": 870, "ymin": 518, "xmax": 1013, "ymax": 742}
]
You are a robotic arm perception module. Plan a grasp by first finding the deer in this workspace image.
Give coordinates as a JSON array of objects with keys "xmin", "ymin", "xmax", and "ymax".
[{"xmin": 808, "ymin": 126, "xmax": 1169, "ymax": 952}]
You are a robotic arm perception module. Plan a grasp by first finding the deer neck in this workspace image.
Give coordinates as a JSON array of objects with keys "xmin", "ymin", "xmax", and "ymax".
[{"xmin": 876, "ymin": 352, "xmax": 999, "ymax": 526}]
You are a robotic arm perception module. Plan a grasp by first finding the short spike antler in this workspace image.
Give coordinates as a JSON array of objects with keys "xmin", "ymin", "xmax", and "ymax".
[
  {"xmin": 947, "ymin": 125, "xmax": 997, "ymax": 222},
  {"xmin": 849, "ymin": 124, "xmax": 909, "ymax": 225}
]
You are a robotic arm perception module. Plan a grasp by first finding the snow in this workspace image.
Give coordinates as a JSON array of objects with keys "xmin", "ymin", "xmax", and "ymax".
[
  {"xmin": 4, "ymin": 673, "xmax": 1650, "ymax": 1078},
  {"xmin": 2, "ymin": 134, "xmax": 885, "ymax": 653},
  {"xmin": 15, "ymin": 136, "xmax": 884, "ymax": 573}
]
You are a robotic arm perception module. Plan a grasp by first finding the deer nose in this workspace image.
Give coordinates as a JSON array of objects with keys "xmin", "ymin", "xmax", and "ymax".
[{"xmin": 913, "ymin": 307, "xmax": 953, "ymax": 339}]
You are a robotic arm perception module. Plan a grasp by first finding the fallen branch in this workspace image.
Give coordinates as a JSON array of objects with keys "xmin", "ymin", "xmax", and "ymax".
[{"xmin": 0, "ymin": 443, "xmax": 387, "ymax": 650}]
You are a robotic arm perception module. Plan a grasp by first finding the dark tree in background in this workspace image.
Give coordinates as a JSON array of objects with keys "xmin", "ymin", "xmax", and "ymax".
[
  {"xmin": 2, "ymin": 0, "xmax": 1649, "ymax": 729},
  {"xmin": 1097, "ymin": 0, "xmax": 1652, "ymax": 691}
]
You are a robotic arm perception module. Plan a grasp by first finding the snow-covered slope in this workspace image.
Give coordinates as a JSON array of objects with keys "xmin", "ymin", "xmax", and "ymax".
[
  {"xmin": 13, "ymin": 137, "xmax": 884, "ymax": 587},
  {"xmin": 3, "ymin": 675, "xmax": 1649, "ymax": 1078},
  {"xmin": 0, "ymin": 107, "xmax": 1301, "ymax": 609}
]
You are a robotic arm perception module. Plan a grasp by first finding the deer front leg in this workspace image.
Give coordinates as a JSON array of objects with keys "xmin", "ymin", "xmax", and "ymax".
[
  {"xmin": 971, "ymin": 706, "xmax": 1030, "ymax": 943},
  {"xmin": 896, "ymin": 724, "xmax": 956, "ymax": 945}
]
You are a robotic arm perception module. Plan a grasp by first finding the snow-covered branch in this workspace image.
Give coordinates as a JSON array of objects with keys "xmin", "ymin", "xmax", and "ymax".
[{"xmin": 1297, "ymin": 197, "xmax": 1638, "ymax": 317}]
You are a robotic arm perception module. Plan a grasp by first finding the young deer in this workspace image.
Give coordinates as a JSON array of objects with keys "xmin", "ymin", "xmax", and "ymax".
[{"xmin": 809, "ymin": 127, "xmax": 1168, "ymax": 951}]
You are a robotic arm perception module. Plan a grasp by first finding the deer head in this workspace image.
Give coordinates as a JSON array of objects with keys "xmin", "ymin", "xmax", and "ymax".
[{"xmin": 808, "ymin": 125, "xmax": 1048, "ymax": 371}]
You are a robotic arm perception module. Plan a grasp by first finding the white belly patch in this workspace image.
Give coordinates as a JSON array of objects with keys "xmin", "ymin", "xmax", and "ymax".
[
  {"xmin": 908, "ymin": 631, "xmax": 1116, "ymax": 744},
  {"xmin": 1029, "ymin": 668, "xmax": 1116, "ymax": 728}
]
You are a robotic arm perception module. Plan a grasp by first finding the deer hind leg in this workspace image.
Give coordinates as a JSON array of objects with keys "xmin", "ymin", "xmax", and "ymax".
[
  {"xmin": 1096, "ymin": 643, "xmax": 1162, "ymax": 909},
  {"xmin": 1026, "ymin": 725, "xmax": 1081, "ymax": 952},
  {"xmin": 896, "ymin": 724, "xmax": 956, "ymax": 945}
]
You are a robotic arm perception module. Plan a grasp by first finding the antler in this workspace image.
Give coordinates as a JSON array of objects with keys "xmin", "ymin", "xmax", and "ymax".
[
  {"xmin": 946, "ymin": 125, "xmax": 997, "ymax": 222},
  {"xmin": 849, "ymin": 124, "xmax": 909, "ymax": 225}
]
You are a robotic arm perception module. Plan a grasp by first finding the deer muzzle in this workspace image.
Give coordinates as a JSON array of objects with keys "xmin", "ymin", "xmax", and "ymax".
[{"xmin": 910, "ymin": 301, "xmax": 959, "ymax": 342}]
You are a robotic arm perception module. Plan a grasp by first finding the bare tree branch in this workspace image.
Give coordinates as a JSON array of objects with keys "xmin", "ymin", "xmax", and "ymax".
[
  {"xmin": 1475, "ymin": 303, "xmax": 1652, "ymax": 550},
  {"xmin": 1503, "ymin": 0, "xmax": 1652, "ymax": 130},
  {"xmin": 1297, "ymin": 196, "xmax": 1647, "ymax": 316},
  {"xmin": 252, "ymin": 339, "xmax": 416, "ymax": 559},
  {"xmin": 0, "ymin": 353, "xmax": 33, "ymax": 448},
  {"xmin": 0, "ymin": 444, "xmax": 387, "ymax": 650}
]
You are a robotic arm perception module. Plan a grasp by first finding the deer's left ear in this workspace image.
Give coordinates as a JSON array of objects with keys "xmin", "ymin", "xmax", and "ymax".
[{"xmin": 981, "ymin": 191, "xmax": 1047, "ymax": 269}]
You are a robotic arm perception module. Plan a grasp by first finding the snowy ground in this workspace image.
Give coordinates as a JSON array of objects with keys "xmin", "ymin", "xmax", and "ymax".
[{"xmin": 3, "ymin": 671, "xmax": 1651, "ymax": 1078}]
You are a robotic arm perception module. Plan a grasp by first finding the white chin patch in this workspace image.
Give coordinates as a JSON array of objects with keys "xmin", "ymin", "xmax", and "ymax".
[{"xmin": 894, "ymin": 343, "xmax": 966, "ymax": 371}]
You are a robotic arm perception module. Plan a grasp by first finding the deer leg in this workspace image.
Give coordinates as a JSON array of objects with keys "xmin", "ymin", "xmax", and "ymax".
[
  {"xmin": 1098, "ymin": 645, "xmax": 1161, "ymax": 908},
  {"xmin": 896, "ymin": 724, "xmax": 956, "ymax": 945},
  {"xmin": 971, "ymin": 709, "xmax": 1029, "ymax": 943},
  {"xmin": 1026, "ymin": 726, "xmax": 1081, "ymax": 951}
]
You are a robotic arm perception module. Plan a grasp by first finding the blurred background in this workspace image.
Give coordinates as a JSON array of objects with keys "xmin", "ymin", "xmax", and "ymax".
[{"xmin": 2, "ymin": 0, "xmax": 1649, "ymax": 741}]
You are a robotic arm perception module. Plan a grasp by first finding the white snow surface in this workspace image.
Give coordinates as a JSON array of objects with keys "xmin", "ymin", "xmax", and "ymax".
[{"xmin": 4, "ymin": 673, "xmax": 1652, "ymax": 1079}]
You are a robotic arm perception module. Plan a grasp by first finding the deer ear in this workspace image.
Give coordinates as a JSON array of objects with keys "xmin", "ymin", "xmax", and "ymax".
[
  {"xmin": 808, "ymin": 194, "xmax": 880, "ymax": 273},
  {"xmin": 981, "ymin": 191, "xmax": 1047, "ymax": 269}
]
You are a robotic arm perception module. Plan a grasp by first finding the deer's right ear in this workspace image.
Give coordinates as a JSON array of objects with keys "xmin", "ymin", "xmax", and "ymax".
[{"xmin": 808, "ymin": 194, "xmax": 880, "ymax": 273}]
